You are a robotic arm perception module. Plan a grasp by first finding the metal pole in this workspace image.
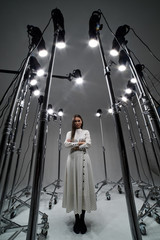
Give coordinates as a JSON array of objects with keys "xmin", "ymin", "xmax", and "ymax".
[
  {"xmin": 99, "ymin": 116, "xmax": 107, "ymax": 181},
  {"xmin": 97, "ymin": 32, "xmax": 142, "ymax": 240},
  {"xmin": 26, "ymin": 31, "xmax": 58, "ymax": 240},
  {"xmin": 124, "ymin": 45, "xmax": 160, "ymax": 144},
  {"xmin": 0, "ymin": 52, "xmax": 32, "ymax": 168},
  {"xmin": 130, "ymin": 100, "xmax": 155, "ymax": 186},
  {"xmin": 122, "ymin": 107, "xmax": 142, "ymax": 181},
  {"xmin": 57, "ymin": 116, "xmax": 62, "ymax": 186},
  {"xmin": 0, "ymin": 55, "xmax": 31, "ymax": 220},
  {"xmin": 7, "ymin": 90, "xmax": 32, "ymax": 211}
]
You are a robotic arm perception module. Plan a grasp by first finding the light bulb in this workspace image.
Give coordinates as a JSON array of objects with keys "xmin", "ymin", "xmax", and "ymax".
[
  {"xmin": 39, "ymin": 49, "xmax": 48, "ymax": 57},
  {"xmin": 110, "ymin": 49, "xmax": 119, "ymax": 57},
  {"xmin": 89, "ymin": 39, "xmax": 98, "ymax": 48}
]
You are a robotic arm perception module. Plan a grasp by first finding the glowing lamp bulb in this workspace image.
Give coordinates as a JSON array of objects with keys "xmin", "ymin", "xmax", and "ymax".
[
  {"xmin": 108, "ymin": 108, "xmax": 113, "ymax": 114},
  {"xmin": 58, "ymin": 109, "xmax": 63, "ymax": 117},
  {"xmin": 110, "ymin": 49, "xmax": 119, "ymax": 56},
  {"xmin": 131, "ymin": 77, "xmax": 137, "ymax": 83},
  {"xmin": 48, "ymin": 108, "xmax": 54, "ymax": 115},
  {"xmin": 118, "ymin": 65, "xmax": 127, "ymax": 72},
  {"xmin": 96, "ymin": 112, "xmax": 101, "ymax": 117},
  {"xmin": 39, "ymin": 49, "xmax": 48, "ymax": 57},
  {"xmin": 33, "ymin": 89, "xmax": 40, "ymax": 96},
  {"xmin": 30, "ymin": 79, "xmax": 38, "ymax": 86},
  {"xmin": 125, "ymin": 88, "xmax": 132, "ymax": 94},
  {"xmin": 56, "ymin": 42, "xmax": 66, "ymax": 49},
  {"xmin": 89, "ymin": 39, "xmax": 98, "ymax": 48},
  {"xmin": 75, "ymin": 77, "xmax": 83, "ymax": 85},
  {"xmin": 37, "ymin": 69, "xmax": 45, "ymax": 77},
  {"xmin": 121, "ymin": 96, "xmax": 128, "ymax": 102}
]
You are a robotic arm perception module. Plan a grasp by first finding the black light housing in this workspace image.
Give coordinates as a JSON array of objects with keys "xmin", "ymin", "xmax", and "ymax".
[
  {"xmin": 29, "ymin": 56, "xmax": 41, "ymax": 71},
  {"xmin": 89, "ymin": 10, "xmax": 101, "ymax": 39},
  {"xmin": 118, "ymin": 50, "xmax": 129, "ymax": 71},
  {"xmin": 135, "ymin": 64, "xmax": 145, "ymax": 78},
  {"xmin": 51, "ymin": 8, "xmax": 65, "ymax": 32},
  {"xmin": 96, "ymin": 109, "xmax": 102, "ymax": 117},
  {"xmin": 58, "ymin": 108, "xmax": 63, "ymax": 117},
  {"xmin": 110, "ymin": 25, "xmax": 130, "ymax": 56},
  {"xmin": 88, "ymin": 10, "xmax": 102, "ymax": 47},
  {"xmin": 27, "ymin": 25, "xmax": 47, "ymax": 56},
  {"xmin": 72, "ymin": 69, "xmax": 82, "ymax": 79}
]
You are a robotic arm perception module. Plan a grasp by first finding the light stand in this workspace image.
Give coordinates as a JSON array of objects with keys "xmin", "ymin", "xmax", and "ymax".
[
  {"xmin": 43, "ymin": 109, "xmax": 63, "ymax": 208},
  {"xmin": 26, "ymin": 8, "xmax": 65, "ymax": 240},
  {"xmin": 121, "ymin": 103, "xmax": 148, "ymax": 199},
  {"xmin": 123, "ymin": 46, "xmax": 160, "ymax": 145},
  {"xmin": 95, "ymin": 109, "xmax": 124, "ymax": 199},
  {"xmin": 89, "ymin": 10, "xmax": 142, "ymax": 240},
  {"xmin": 0, "ymin": 67, "xmax": 31, "ymax": 220},
  {"xmin": 95, "ymin": 109, "xmax": 110, "ymax": 197},
  {"xmin": 121, "ymin": 54, "xmax": 160, "ymax": 179},
  {"xmin": 0, "ymin": 25, "xmax": 47, "ymax": 221},
  {"xmin": 123, "ymin": 90, "xmax": 160, "ymax": 234},
  {"xmin": 0, "ymin": 69, "xmax": 82, "ymax": 82},
  {"xmin": 6, "ymin": 84, "xmax": 36, "ymax": 214}
]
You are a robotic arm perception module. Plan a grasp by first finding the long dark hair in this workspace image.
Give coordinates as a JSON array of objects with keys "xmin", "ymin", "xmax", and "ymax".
[{"xmin": 71, "ymin": 114, "xmax": 83, "ymax": 140}]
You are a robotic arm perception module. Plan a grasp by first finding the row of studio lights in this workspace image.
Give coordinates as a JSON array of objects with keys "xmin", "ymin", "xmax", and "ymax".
[
  {"xmin": 88, "ymin": 11, "xmax": 139, "ymax": 114},
  {"xmin": 89, "ymin": 32, "xmax": 131, "ymax": 72},
  {"xmin": 27, "ymin": 23, "xmax": 83, "ymax": 97},
  {"xmin": 29, "ymin": 10, "xmax": 136, "ymax": 108}
]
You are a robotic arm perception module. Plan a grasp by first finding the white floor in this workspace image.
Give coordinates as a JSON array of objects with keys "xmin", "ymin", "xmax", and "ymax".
[{"xmin": 1, "ymin": 184, "xmax": 160, "ymax": 240}]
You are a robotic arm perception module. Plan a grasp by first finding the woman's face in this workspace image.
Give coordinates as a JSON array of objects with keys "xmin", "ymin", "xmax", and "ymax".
[{"xmin": 74, "ymin": 117, "xmax": 83, "ymax": 129}]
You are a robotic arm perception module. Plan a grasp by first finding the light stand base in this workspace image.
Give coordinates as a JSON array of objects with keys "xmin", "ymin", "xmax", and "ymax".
[
  {"xmin": 95, "ymin": 178, "xmax": 124, "ymax": 200},
  {"xmin": 43, "ymin": 179, "xmax": 63, "ymax": 208}
]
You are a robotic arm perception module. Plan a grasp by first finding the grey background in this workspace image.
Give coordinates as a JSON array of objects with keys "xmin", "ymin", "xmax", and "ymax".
[{"xmin": 0, "ymin": 0, "xmax": 160, "ymax": 190}]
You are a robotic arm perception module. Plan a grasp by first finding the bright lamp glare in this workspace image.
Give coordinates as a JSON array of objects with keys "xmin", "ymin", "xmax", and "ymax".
[
  {"xmin": 20, "ymin": 100, "xmax": 25, "ymax": 107},
  {"xmin": 110, "ymin": 49, "xmax": 119, "ymax": 57},
  {"xmin": 75, "ymin": 77, "xmax": 83, "ymax": 85},
  {"xmin": 37, "ymin": 69, "xmax": 45, "ymax": 77},
  {"xmin": 33, "ymin": 89, "xmax": 40, "ymax": 96},
  {"xmin": 121, "ymin": 96, "xmax": 128, "ymax": 102},
  {"xmin": 58, "ymin": 110, "xmax": 63, "ymax": 117},
  {"xmin": 125, "ymin": 88, "xmax": 132, "ymax": 94},
  {"xmin": 118, "ymin": 64, "xmax": 127, "ymax": 72},
  {"xmin": 96, "ymin": 112, "xmax": 101, "ymax": 117},
  {"xmin": 48, "ymin": 108, "xmax": 54, "ymax": 115},
  {"xmin": 56, "ymin": 42, "xmax": 66, "ymax": 49},
  {"xmin": 108, "ymin": 108, "xmax": 113, "ymax": 114},
  {"xmin": 131, "ymin": 77, "xmax": 137, "ymax": 83},
  {"xmin": 30, "ymin": 79, "xmax": 38, "ymax": 86},
  {"xmin": 89, "ymin": 39, "xmax": 98, "ymax": 48},
  {"xmin": 39, "ymin": 49, "xmax": 48, "ymax": 57}
]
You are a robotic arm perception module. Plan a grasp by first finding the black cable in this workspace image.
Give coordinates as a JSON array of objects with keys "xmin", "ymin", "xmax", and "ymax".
[
  {"xmin": 123, "ymin": 49, "xmax": 160, "ymax": 104},
  {"xmin": 14, "ymin": 103, "xmax": 39, "ymax": 190},
  {"xmin": 98, "ymin": 9, "xmax": 115, "ymax": 37},
  {"xmin": 124, "ymin": 106, "xmax": 150, "ymax": 184},
  {"xmin": 143, "ymin": 67, "xmax": 160, "ymax": 99},
  {"xmin": 27, "ymin": 16, "xmax": 52, "ymax": 55},
  {"xmin": 0, "ymin": 16, "xmax": 52, "ymax": 107},
  {"xmin": 0, "ymin": 85, "xmax": 18, "ymax": 118},
  {"xmin": 140, "ymin": 72, "xmax": 160, "ymax": 106},
  {"xmin": 0, "ymin": 58, "xmax": 26, "ymax": 106},
  {"xmin": 130, "ymin": 28, "xmax": 160, "ymax": 63}
]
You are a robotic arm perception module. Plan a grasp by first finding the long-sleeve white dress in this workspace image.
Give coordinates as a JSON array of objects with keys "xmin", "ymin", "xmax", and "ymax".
[{"xmin": 62, "ymin": 128, "xmax": 97, "ymax": 215}]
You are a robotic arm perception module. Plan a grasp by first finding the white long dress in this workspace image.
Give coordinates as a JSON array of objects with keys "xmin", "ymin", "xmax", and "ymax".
[{"xmin": 62, "ymin": 128, "xmax": 97, "ymax": 214}]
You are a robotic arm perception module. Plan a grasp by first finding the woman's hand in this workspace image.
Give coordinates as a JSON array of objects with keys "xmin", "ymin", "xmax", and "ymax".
[
  {"xmin": 78, "ymin": 141, "xmax": 86, "ymax": 145},
  {"xmin": 67, "ymin": 139, "xmax": 72, "ymax": 142}
]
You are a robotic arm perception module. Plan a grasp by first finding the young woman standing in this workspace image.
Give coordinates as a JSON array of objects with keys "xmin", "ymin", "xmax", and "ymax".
[{"xmin": 62, "ymin": 114, "xmax": 97, "ymax": 234}]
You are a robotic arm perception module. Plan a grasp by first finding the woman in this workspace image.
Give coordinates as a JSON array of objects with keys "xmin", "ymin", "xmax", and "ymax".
[{"xmin": 62, "ymin": 114, "xmax": 97, "ymax": 234}]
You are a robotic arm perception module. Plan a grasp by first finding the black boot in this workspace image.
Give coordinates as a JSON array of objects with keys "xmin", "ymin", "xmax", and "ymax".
[
  {"xmin": 80, "ymin": 210, "xmax": 87, "ymax": 234},
  {"xmin": 73, "ymin": 214, "xmax": 80, "ymax": 234}
]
